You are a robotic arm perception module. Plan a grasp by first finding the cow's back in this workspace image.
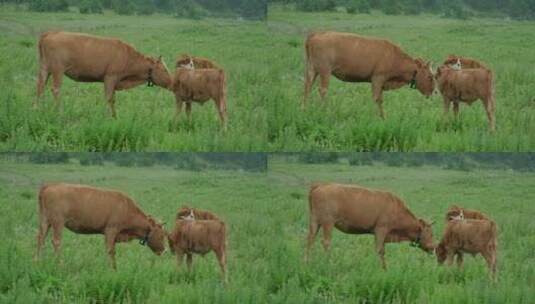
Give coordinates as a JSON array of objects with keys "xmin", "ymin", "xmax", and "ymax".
[
  {"xmin": 306, "ymin": 31, "xmax": 408, "ymax": 81},
  {"xmin": 39, "ymin": 183, "xmax": 135, "ymax": 232},
  {"xmin": 309, "ymin": 183, "xmax": 404, "ymax": 230},
  {"xmin": 445, "ymin": 219, "xmax": 497, "ymax": 252}
]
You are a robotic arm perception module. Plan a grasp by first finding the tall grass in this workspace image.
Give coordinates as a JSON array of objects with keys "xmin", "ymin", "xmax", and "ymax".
[
  {"xmin": 267, "ymin": 6, "xmax": 535, "ymax": 151},
  {"xmin": 1, "ymin": 159, "xmax": 534, "ymax": 303},
  {"xmin": 0, "ymin": 10, "xmax": 268, "ymax": 151}
]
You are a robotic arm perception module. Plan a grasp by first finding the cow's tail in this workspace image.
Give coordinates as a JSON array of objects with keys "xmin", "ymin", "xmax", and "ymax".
[
  {"xmin": 218, "ymin": 69, "xmax": 227, "ymax": 129},
  {"xmin": 488, "ymin": 220, "xmax": 498, "ymax": 250},
  {"xmin": 487, "ymin": 69, "xmax": 496, "ymax": 131},
  {"xmin": 303, "ymin": 33, "xmax": 317, "ymax": 106}
]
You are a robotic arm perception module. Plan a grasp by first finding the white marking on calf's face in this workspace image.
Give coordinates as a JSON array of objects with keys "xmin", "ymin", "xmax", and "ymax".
[
  {"xmin": 450, "ymin": 58, "xmax": 462, "ymax": 71},
  {"xmin": 179, "ymin": 58, "xmax": 194, "ymax": 70},
  {"xmin": 181, "ymin": 210, "xmax": 195, "ymax": 220}
]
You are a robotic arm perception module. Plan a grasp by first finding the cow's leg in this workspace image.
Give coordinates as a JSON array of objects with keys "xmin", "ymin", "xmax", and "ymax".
[
  {"xmin": 484, "ymin": 99, "xmax": 496, "ymax": 132},
  {"xmin": 35, "ymin": 66, "xmax": 50, "ymax": 108},
  {"xmin": 374, "ymin": 228, "xmax": 388, "ymax": 270},
  {"xmin": 442, "ymin": 97, "xmax": 451, "ymax": 116},
  {"xmin": 321, "ymin": 223, "xmax": 333, "ymax": 253},
  {"xmin": 35, "ymin": 215, "xmax": 50, "ymax": 261},
  {"xmin": 186, "ymin": 253, "xmax": 193, "ymax": 271},
  {"xmin": 305, "ymin": 217, "xmax": 321, "ymax": 262},
  {"xmin": 50, "ymin": 70, "xmax": 64, "ymax": 110},
  {"xmin": 175, "ymin": 250, "xmax": 185, "ymax": 270},
  {"xmin": 303, "ymin": 65, "xmax": 318, "ymax": 108},
  {"xmin": 318, "ymin": 70, "xmax": 330, "ymax": 101},
  {"xmin": 104, "ymin": 77, "xmax": 119, "ymax": 118},
  {"xmin": 104, "ymin": 228, "xmax": 118, "ymax": 270},
  {"xmin": 50, "ymin": 221, "xmax": 63, "ymax": 261},
  {"xmin": 371, "ymin": 78, "xmax": 386, "ymax": 119}
]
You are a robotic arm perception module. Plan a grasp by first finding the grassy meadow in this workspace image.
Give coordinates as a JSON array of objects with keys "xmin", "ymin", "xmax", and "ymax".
[
  {"xmin": 0, "ymin": 7, "xmax": 268, "ymax": 151},
  {"xmin": 267, "ymin": 6, "xmax": 535, "ymax": 151},
  {"xmin": 1, "ymin": 157, "xmax": 534, "ymax": 303}
]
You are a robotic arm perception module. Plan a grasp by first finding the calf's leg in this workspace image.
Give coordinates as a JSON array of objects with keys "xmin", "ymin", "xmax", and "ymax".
[
  {"xmin": 215, "ymin": 248, "xmax": 227, "ymax": 283},
  {"xmin": 173, "ymin": 96, "xmax": 184, "ymax": 126},
  {"xmin": 456, "ymin": 252, "xmax": 464, "ymax": 269},
  {"xmin": 186, "ymin": 253, "xmax": 193, "ymax": 271},
  {"xmin": 483, "ymin": 98, "xmax": 496, "ymax": 132},
  {"xmin": 453, "ymin": 101, "xmax": 460, "ymax": 117}
]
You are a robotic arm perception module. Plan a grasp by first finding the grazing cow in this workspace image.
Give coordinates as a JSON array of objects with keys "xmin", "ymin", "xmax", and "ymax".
[
  {"xmin": 443, "ymin": 55, "xmax": 489, "ymax": 70},
  {"xmin": 176, "ymin": 54, "xmax": 221, "ymax": 70},
  {"xmin": 303, "ymin": 31, "xmax": 435, "ymax": 118},
  {"xmin": 35, "ymin": 183, "xmax": 166, "ymax": 269},
  {"xmin": 168, "ymin": 216, "xmax": 227, "ymax": 282},
  {"xmin": 436, "ymin": 219, "xmax": 498, "ymax": 280},
  {"xmin": 35, "ymin": 31, "xmax": 172, "ymax": 117},
  {"xmin": 445, "ymin": 205, "xmax": 490, "ymax": 221},
  {"xmin": 176, "ymin": 205, "xmax": 221, "ymax": 222},
  {"xmin": 306, "ymin": 183, "xmax": 435, "ymax": 269},
  {"xmin": 171, "ymin": 66, "xmax": 227, "ymax": 129},
  {"xmin": 435, "ymin": 65, "xmax": 496, "ymax": 131}
]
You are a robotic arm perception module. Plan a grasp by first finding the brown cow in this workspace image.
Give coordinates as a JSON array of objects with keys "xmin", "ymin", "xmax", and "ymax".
[
  {"xmin": 443, "ymin": 55, "xmax": 489, "ymax": 70},
  {"xmin": 35, "ymin": 183, "xmax": 166, "ymax": 269},
  {"xmin": 175, "ymin": 54, "xmax": 221, "ymax": 70},
  {"xmin": 436, "ymin": 219, "xmax": 498, "ymax": 280},
  {"xmin": 445, "ymin": 205, "xmax": 490, "ymax": 221},
  {"xmin": 303, "ymin": 31, "xmax": 435, "ymax": 118},
  {"xmin": 171, "ymin": 66, "xmax": 227, "ymax": 129},
  {"xmin": 306, "ymin": 183, "xmax": 435, "ymax": 269},
  {"xmin": 35, "ymin": 31, "xmax": 172, "ymax": 117},
  {"xmin": 176, "ymin": 205, "xmax": 221, "ymax": 222},
  {"xmin": 435, "ymin": 65, "xmax": 496, "ymax": 131},
  {"xmin": 168, "ymin": 217, "xmax": 227, "ymax": 282}
]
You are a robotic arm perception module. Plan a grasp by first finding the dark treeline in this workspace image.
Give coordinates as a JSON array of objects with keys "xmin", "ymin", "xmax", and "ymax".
[
  {"xmin": 0, "ymin": 153, "xmax": 268, "ymax": 172},
  {"xmin": 270, "ymin": 0, "xmax": 535, "ymax": 20},
  {"xmin": 274, "ymin": 153, "xmax": 535, "ymax": 172},
  {"xmin": 0, "ymin": 0, "xmax": 268, "ymax": 20}
]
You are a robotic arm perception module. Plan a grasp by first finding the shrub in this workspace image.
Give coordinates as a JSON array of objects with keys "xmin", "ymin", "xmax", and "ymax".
[
  {"xmin": 79, "ymin": 0, "xmax": 103, "ymax": 14},
  {"xmin": 113, "ymin": 0, "xmax": 134, "ymax": 15},
  {"xmin": 29, "ymin": 0, "xmax": 69, "ymax": 12},
  {"xmin": 443, "ymin": 0, "xmax": 471, "ymax": 19},
  {"xmin": 383, "ymin": 0, "xmax": 402, "ymax": 15},
  {"xmin": 296, "ymin": 0, "xmax": 337, "ymax": 12},
  {"xmin": 174, "ymin": 0, "xmax": 207, "ymax": 19}
]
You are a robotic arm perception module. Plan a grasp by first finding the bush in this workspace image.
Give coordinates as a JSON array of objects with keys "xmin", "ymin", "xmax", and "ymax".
[
  {"xmin": 79, "ymin": 0, "xmax": 103, "ymax": 14},
  {"xmin": 29, "ymin": 0, "xmax": 69, "ymax": 12},
  {"xmin": 383, "ymin": 0, "xmax": 402, "ymax": 15},
  {"xmin": 113, "ymin": 0, "xmax": 134, "ymax": 15},
  {"xmin": 136, "ymin": 1, "xmax": 156, "ymax": 15},
  {"xmin": 443, "ymin": 0, "xmax": 471, "ymax": 19},
  {"xmin": 296, "ymin": 0, "xmax": 337, "ymax": 12},
  {"xmin": 403, "ymin": 0, "xmax": 422, "ymax": 15},
  {"xmin": 174, "ymin": 0, "xmax": 207, "ymax": 19}
]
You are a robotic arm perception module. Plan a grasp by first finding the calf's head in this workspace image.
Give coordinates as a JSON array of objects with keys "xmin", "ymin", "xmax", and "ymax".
[
  {"xmin": 435, "ymin": 243, "xmax": 447, "ymax": 264},
  {"xmin": 413, "ymin": 59, "xmax": 435, "ymax": 98},
  {"xmin": 148, "ymin": 56, "xmax": 172, "ymax": 89},
  {"xmin": 445, "ymin": 205, "xmax": 464, "ymax": 221},
  {"xmin": 414, "ymin": 219, "xmax": 435, "ymax": 253}
]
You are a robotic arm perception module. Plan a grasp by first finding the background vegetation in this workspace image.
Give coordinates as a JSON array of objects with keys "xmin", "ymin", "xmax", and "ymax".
[
  {"xmin": 0, "ymin": 9, "xmax": 268, "ymax": 151},
  {"xmin": 267, "ymin": 6, "xmax": 535, "ymax": 151},
  {"xmin": 1, "ymin": 0, "xmax": 268, "ymax": 20},
  {"xmin": 270, "ymin": 0, "xmax": 535, "ymax": 20},
  {"xmin": 1, "ymin": 154, "xmax": 534, "ymax": 303}
]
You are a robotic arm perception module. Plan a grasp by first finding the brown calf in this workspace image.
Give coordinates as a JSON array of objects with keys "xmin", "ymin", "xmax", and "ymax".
[
  {"xmin": 171, "ymin": 67, "xmax": 227, "ymax": 129},
  {"xmin": 445, "ymin": 205, "xmax": 490, "ymax": 221},
  {"xmin": 435, "ymin": 66, "xmax": 496, "ymax": 131},
  {"xmin": 436, "ymin": 219, "xmax": 498, "ymax": 280},
  {"xmin": 443, "ymin": 55, "xmax": 489, "ymax": 70},
  {"xmin": 168, "ymin": 218, "xmax": 227, "ymax": 282}
]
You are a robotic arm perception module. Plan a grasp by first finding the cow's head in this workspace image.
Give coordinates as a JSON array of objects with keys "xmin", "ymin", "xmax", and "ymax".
[
  {"xmin": 435, "ymin": 242, "xmax": 447, "ymax": 264},
  {"xmin": 413, "ymin": 58, "xmax": 435, "ymax": 98},
  {"xmin": 414, "ymin": 218, "xmax": 435, "ymax": 254},
  {"xmin": 143, "ymin": 217, "xmax": 167, "ymax": 255},
  {"xmin": 148, "ymin": 56, "xmax": 172, "ymax": 90}
]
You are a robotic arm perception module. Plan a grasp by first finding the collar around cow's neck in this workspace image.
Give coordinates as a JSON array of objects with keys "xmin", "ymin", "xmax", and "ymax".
[
  {"xmin": 139, "ymin": 230, "xmax": 150, "ymax": 246},
  {"xmin": 147, "ymin": 67, "xmax": 155, "ymax": 87},
  {"xmin": 409, "ymin": 70, "xmax": 417, "ymax": 89}
]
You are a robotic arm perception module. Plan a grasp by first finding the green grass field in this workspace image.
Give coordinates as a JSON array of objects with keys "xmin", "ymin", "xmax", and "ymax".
[
  {"xmin": 1, "ymin": 157, "xmax": 533, "ymax": 303},
  {"xmin": 0, "ymin": 7, "xmax": 268, "ymax": 151},
  {"xmin": 267, "ymin": 6, "xmax": 535, "ymax": 151}
]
